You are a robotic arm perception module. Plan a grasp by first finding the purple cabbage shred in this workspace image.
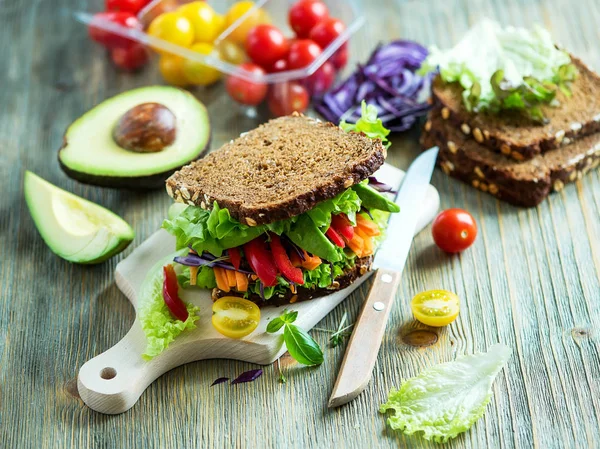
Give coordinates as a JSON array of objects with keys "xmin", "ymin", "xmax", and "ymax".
[
  {"xmin": 314, "ymin": 40, "xmax": 434, "ymax": 132},
  {"xmin": 231, "ymin": 369, "xmax": 263, "ymax": 385},
  {"xmin": 368, "ymin": 177, "xmax": 397, "ymax": 194},
  {"xmin": 174, "ymin": 252, "xmax": 252, "ymax": 274},
  {"xmin": 211, "ymin": 377, "xmax": 230, "ymax": 387}
]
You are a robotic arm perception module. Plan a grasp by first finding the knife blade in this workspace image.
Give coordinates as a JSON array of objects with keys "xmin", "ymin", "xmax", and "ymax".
[{"xmin": 328, "ymin": 146, "xmax": 439, "ymax": 408}]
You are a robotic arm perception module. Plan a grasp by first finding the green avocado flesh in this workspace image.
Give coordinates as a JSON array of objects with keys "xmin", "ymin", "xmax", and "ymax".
[
  {"xmin": 24, "ymin": 171, "xmax": 134, "ymax": 264},
  {"xmin": 58, "ymin": 86, "xmax": 210, "ymax": 188}
]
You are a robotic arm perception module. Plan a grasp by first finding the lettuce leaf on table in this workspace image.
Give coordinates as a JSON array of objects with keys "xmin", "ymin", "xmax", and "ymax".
[{"xmin": 380, "ymin": 344, "xmax": 512, "ymax": 443}]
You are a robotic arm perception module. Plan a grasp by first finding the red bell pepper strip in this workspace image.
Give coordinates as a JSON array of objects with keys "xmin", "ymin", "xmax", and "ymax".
[
  {"xmin": 228, "ymin": 247, "xmax": 241, "ymax": 270},
  {"xmin": 269, "ymin": 234, "xmax": 305, "ymax": 284},
  {"xmin": 331, "ymin": 213, "xmax": 354, "ymax": 240},
  {"xmin": 325, "ymin": 226, "xmax": 345, "ymax": 248},
  {"xmin": 162, "ymin": 265, "xmax": 189, "ymax": 321},
  {"xmin": 243, "ymin": 237, "xmax": 279, "ymax": 287}
]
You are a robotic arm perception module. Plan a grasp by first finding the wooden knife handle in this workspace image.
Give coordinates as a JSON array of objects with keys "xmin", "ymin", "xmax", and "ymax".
[{"xmin": 328, "ymin": 268, "xmax": 401, "ymax": 408}]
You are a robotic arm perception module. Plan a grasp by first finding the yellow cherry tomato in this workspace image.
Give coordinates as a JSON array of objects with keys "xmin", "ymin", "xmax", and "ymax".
[
  {"xmin": 182, "ymin": 42, "xmax": 222, "ymax": 85},
  {"xmin": 225, "ymin": 1, "xmax": 270, "ymax": 44},
  {"xmin": 212, "ymin": 296, "xmax": 261, "ymax": 339},
  {"xmin": 158, "ymin": 54, "xmax": 189, "ymax": 86},
  {"xmin": 147, "ymin": 12, "xmax": 194, "ymax": 53},
  {"xmin": 177, "ymin": 1, "xmax": 222, "ymax": 43},
  {"xmin": 215, "ymin": 39, "xmax": 247, "ymax": 65},
  {"xmin": 410, "ymin": 290, "xmax": 460, "ymax": 327}
]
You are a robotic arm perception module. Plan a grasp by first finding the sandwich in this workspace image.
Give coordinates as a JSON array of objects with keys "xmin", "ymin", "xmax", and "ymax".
[
  {"xmin": 419, "ymin": 20, "xmax": 600, "ymax": 206},
  {"xmin": 162, "ymin": 107, "xmax": 399, "ymax": 307}
]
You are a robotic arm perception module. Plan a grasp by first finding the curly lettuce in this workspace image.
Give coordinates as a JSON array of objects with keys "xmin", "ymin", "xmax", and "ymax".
[
  {"xmin": 380, "ymin": 344, "xmax": 512, "ymax": 443},
  {"xmin": 420, "ymin": 19, "xmax": 577, "ymax": 122},
  {"xmin": 138, "ymin": 250, "xmax": 200, "ymax": 359},
  {"xmin": 340, "ymin": 101, "xmax": 391, "ymax": 148}
]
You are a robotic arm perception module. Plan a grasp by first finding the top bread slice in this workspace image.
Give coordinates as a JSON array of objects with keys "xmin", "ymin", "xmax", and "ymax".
[
  {"xmin": 166, "ymin": 114, "xmax": 386, "ymax": 226},
  {"xmin": 431, "ymin": 56, "xmax": 600, "ymax": 161}
]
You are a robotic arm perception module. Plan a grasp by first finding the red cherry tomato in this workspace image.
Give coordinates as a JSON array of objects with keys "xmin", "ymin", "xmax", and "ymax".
[
  {"xmin": 431, "ymin": 208, "xmax": 478, "ymax": 253},
  {"xmin": 309, "ymin": 17, "xmax": 345, "ymax": 49},
  {"xmin": 268, "ymin": 82, "xmax": 309, "ymax": 116},
  {"xmin": 303, "ymin": 61, "xmax": 335, "ymax": 95},
  {"xmin": 288, "ymin": 0, "xmax": 329, "ymax": 38},
  {"xmin": 225, "ymin": 62, "xmax": 268, "ymax": 106},
  {"xmin": 88, "ymin": 12, "xmax": 140, "ymax": 48},
  {"xmin": 162, "ymin": 264, "xmax": 189, "ymax": 321},
  {"xmin": 111, "ymin": 42, "xmax": 149, "ymax": 71},
  {"xmin": 105, "ymin": 0, "xmax": 150, "ymax": 15},
  {"xmin": 245, "ymin": 24, "xmax": 290, "ymax": 69},
  {"xmin": 270, "ymin": 58, "xmax": 288, "ymax": 73},
  {"xmin": 330, "ymin": 42, "xmax": 348, "ymax": 69},
  {"xmin": 287, "ymin": 39, "xmax": 322, "ymax": 70},
  {"xmin": 331, "ymin": 213, "xmax": 354, "ymax": 240}
]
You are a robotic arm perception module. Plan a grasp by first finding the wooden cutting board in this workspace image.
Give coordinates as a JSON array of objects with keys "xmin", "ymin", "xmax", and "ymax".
[{"xmin": 77, "ymin": 163, "xmax": 440, "ymax": 414}]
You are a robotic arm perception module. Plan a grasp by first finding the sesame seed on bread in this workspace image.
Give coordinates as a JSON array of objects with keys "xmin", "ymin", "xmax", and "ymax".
[
  {"xmin": 431, "ymin": 56, "xmax": 600, "ymax": 161},
  {"xmin": 166, "ymin": 114, "xmax": 386, "ymax": 226}
]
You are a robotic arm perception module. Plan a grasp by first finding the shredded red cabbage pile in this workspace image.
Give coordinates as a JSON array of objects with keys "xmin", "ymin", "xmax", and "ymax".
[{"xmin": 315, "ymin": 40, "xmax": 434, "ymax": 132}]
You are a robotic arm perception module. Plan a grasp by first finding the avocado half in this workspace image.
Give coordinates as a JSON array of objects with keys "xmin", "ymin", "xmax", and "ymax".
[{"xmin": 58, "ymin": 86, "xmax": 211, "ymax": 189}]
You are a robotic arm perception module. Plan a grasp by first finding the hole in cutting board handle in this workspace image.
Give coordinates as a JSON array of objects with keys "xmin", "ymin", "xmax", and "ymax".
[{"xmin": 100, "ymin": 367, "xmax": 117, "ymax": 380}]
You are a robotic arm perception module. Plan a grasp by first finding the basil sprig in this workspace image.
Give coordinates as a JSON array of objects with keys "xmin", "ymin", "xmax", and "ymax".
[{"xmin": 267, "ymin": 310, "xmax": 324, "ymax": 366}]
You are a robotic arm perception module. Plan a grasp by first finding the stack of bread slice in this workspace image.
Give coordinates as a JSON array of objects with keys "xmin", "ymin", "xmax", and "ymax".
[{"xmin": 421, "ymin": 56, "xmax": 600, "ymax": 207}]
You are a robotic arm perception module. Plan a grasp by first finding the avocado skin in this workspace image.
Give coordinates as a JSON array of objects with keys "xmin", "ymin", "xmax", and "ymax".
[{"xmin": 58, "ymin": 133, "xmax": 211, "ymax": 190}]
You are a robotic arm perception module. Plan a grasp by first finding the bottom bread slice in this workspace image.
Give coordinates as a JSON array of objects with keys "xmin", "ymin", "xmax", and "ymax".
[
  {"xmin": 422, "ymin": 113, "xmax": 600, "ymax": 207},
  {"xmin": 212, "ymin": 256, "xmax": 374, "ymax": 307}
]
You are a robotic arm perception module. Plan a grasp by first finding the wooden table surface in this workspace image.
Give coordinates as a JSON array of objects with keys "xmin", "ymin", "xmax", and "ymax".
[{"xmin": 2, "ymin": 0, "xmax": 599, "ymax": 447}]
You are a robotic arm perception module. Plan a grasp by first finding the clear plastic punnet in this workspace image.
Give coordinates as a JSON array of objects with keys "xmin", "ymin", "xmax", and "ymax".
[{"xmin": 75, "ymin": 0, "xmax": 364, "ymax": 85}]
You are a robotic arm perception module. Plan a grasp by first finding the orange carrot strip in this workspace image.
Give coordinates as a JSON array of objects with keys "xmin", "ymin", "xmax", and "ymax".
[
  {"xmin": 235, "ymin": 271, "xmax": 248, "ymax": 292},
  {"xmin": 347, "ymin": 233, "xmax": 364, "ymax": 257},
  {"xmin": 356, "ymin": 215, "xmax": 381, "ymax": 236},
  {"xmin": 225, "ymin": 269, "xmax": 237, "ymax": 287},
  {"xmin": 189, "ymin": 266, "xmax": 198, "ymax": 286},
  {"xmin": 214, "ymin": 267, "xmax": 230, "ymax": 292},
  {"xmin": 355, "ymin": 229, "xmax": 373, "ymax": 256},
  {"xmin": 301, "ymin": 250, "xmax": 322, "ymax": 270}
]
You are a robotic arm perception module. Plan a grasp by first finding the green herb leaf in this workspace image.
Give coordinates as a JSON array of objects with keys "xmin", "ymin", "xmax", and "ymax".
[
  {"xmin": 280, "ymin": 310, "xmax": 298, "ymax": 324},
  {"xmin": 283, "ymin": 324, "xmax": 324, "ymax": 366},
  {"xmin": 380, "ymin": 344, "xmax": 511, "ymax": 443},
  {"xmin": 266, "ymin": 317, "xmax": 285, "ymax": 333}
]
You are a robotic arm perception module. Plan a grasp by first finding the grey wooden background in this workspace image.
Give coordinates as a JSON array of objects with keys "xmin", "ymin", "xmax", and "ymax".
[{"xmin": 1, "ymin": 0, "xmax": 599, "ymax": 448}]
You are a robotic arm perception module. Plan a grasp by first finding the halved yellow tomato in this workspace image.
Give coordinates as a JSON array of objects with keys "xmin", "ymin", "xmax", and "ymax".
[
  {"xmin": 212, "ymin": 296, "xmax": 261, "ymax": 339},
  {"xmin": 410, "ymin": 290, "xmax": 460, "ymax": 327}
]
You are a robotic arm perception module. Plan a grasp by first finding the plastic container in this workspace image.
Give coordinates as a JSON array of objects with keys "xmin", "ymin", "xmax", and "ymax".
[{"xmin": 76, "ymin": 0, "xmax": 364, "ymax": 115}]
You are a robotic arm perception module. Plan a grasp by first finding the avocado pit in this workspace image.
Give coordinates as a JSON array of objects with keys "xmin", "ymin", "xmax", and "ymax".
[{"xmin": 113, "ymin": 102, "xmax": 176, "ymax": 153}]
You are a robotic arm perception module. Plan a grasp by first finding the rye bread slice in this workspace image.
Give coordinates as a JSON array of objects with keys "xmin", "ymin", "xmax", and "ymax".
[
  {"xmin": 422, "ymin": 111, "xmax": 600, "ymax": 207},
  {"xmin": 166, "ymin": 114, "xmax": 386, "ymax": 226},
  {"xmin": 212, "ymin": 256, "xmax": 373, "ymax": 307},
  {"xmin": 431, "ymin": 56, "xmax": 600, "ymax": 161}
]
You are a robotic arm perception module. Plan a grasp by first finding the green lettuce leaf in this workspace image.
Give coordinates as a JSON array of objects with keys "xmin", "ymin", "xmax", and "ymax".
[
  {"xmin": 177, "ymin": 266, "xmax": 217, "ymax": 289},
  {"xmin": 138, "ymin": 250, "xmax": 200, "ymax": 359},
  {"xmin": 380, "ymin": 344, "xmax": 512, "ymax": 443},
  {"xmin": 420, "ymin": 20, "xmax": 576, "ymax": 122},
  {"xmin": 340, "ymin": 101, "xmax": 391, "ymax": 148}
]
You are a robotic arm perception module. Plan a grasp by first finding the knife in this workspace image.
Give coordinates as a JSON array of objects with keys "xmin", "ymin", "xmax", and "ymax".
[{"xmin": 328, "ymin": 146, "xmax": 439, "ymax": 408}]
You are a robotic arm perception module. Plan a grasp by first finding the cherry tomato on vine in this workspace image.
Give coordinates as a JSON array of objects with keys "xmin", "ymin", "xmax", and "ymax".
[
  {"xmin": 287, "ymin": 39, "xmax": 322, "ymax": 70},
  {"xmin": 303, "ymin": 60, "xmax": 335, "ymax": 95},
  {"xmin": 88, "ymin": 12, "xmax": 140, "ymax": 48},
  {"xmin": 431, "ymin": 208, "xmax": 478, "ymax": 253},
  {"xmin": 309, "ymin": 17, "xmax": 345, "ymax": 49},
  {"xmin": 105, "ymin": 0, "xmax": 150, "ymax": 15},
  {"xmin": 245, "ymin": 24, "xmax": 289, "ymax": 69},
  {"xmin": 226, "ymin": 62, "xmax": 268, "ymax": 106},
  {"xmin": 268, "ymin": 82, "xmax": 309, "ymax": 116},
  {"xmin": 411, "ymin": 290, "xmax": 460, "ymax": 327},
  {"xmin": 288, "ymin": 0, "xmax": 329, "ymax": 38}
]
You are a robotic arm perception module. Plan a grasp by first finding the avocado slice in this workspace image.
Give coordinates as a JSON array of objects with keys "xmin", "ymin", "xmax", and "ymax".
[
  {"xmin": 24, "ymin": 171, "xmax": 134, "ymax": 264},
  {"xmin": 58, "ymin": 86, "xmax": 210, "ymax": 189}
]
